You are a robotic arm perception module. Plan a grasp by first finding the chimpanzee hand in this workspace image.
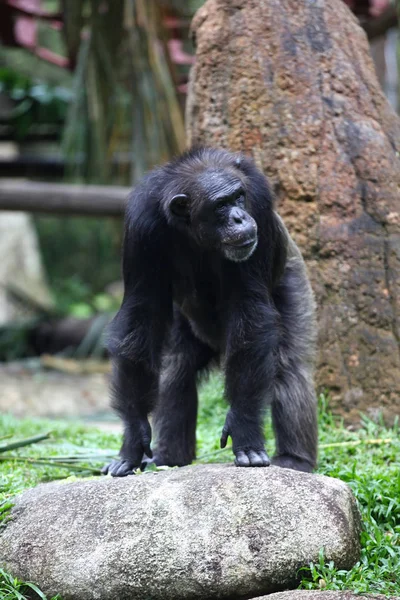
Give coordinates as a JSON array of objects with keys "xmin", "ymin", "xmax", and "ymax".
[
  {"xmin": 220, "ymin": 409, "xmax": 270, "ymax": 467},
  {"xmin": 101, "ymin": 417, "xmax": 152, "ymax": 477}
]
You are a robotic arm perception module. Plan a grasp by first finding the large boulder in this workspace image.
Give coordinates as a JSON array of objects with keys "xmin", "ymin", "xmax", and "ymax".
[
  {"xmin": 0, "ymin": 464, "xmax": 361, "ymax": 600},
  {"xmin": 186, "ymin": 0, "xmax": 400, "ymax": 423}
]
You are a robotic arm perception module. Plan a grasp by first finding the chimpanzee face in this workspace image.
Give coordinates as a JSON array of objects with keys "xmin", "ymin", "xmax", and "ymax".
[{"xmin": 168, "ymin": 168, "xmax": 258, "ymax": 262}]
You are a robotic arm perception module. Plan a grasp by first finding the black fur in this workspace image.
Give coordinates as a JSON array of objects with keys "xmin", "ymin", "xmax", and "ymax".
[{"xmin": 102, "ymin": 148, "xmax": 318, "ymax": 477}]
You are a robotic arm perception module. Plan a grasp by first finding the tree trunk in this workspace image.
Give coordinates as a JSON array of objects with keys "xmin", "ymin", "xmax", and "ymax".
[{"xmin": 186, "ymin": 0, "xmax": 400, "ymax": 423}]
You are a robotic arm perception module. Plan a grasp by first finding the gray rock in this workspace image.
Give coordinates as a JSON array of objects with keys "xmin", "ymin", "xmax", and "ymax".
[
  {"xmin": 0, "ymin": 464, "xmax": 362, "ymax": 600},
  {"xmin": 0, "ymin": 212, "xmax": 54, "ymax": 325},
  {"xmin": 255, "ymin": 593, "xmax": 399, "ymax": 600}
]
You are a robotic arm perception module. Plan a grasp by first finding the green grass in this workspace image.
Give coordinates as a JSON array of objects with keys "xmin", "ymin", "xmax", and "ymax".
[
  {"xmin": 0, "ymin": 568, "xmax": 61, "ymax": 600},
  {"xmin": 0, "ymin": 374, "xmax": 399, "ymax": 598}
]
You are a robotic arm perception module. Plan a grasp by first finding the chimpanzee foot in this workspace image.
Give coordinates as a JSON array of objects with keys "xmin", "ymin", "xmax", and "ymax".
[
  {"xmin": 234, "ymin": 449, "xmax": 270, "ymax": 467},
  {"xmin": 271, "ymin": 454, "xmax": 314, "ymax": 473}
]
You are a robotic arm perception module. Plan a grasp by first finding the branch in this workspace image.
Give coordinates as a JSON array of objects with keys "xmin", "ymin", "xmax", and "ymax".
[{"xmin": 0, "ymin": 180, "xmax": 129, "ymax": 217}]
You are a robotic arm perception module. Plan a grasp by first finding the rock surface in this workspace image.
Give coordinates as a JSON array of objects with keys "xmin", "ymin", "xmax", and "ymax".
[
  {"xmin": 0, "ymin": 212, "xmax": 53, "ymax": 325},
  {"xmin": 255, "ymin": 593, "xmax": 399, "ymax": 600},
  {"xmin": 0, "ymin": 464, "xmax": 361, "ymax": 600},
  {"xmin": 186, "ymin": 0, "xmax": 400, "ymax": 423}
]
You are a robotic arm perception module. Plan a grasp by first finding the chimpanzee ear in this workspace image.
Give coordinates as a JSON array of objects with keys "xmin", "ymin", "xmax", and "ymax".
[
  {"xmin": 170, "ymin": 194, "xmax": 190, "ymax": 221},
  {"xmin": 234, "ymin": 156, "xmax": 242, "ymax": 169}
]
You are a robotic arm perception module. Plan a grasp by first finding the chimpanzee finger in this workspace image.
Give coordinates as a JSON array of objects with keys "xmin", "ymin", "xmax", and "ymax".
[
  {"xmin": 247, "ymin": 450, "xmax": 269, "ymax": 467},
  {"xmin": 234, "ymin": 450, "xmax": 250, "ymax": 467},
  {"xmin": 143, "ymin": 443, "xmax": 153, "ymax": 459},
  {"xmin": 246, "ymin": 450, "xmax": 264, "ymax": 466},
  {"xmin": 220, "ymin": 428, "xmax": 229, "ymax": 448},
  {"xmin": 234, "ymin": 449, "xmax": 270, "ymax": 467},
  {"xmin": 113, "ymin": 459, "xmax": 136, "ymax": 477},
  {"xmin": 101, "ymin": 460, "xmax": 119, "ymax": 475},
  {"xmin": 258, "ymin": 450, "xmax": 271, "ymax": 466}
]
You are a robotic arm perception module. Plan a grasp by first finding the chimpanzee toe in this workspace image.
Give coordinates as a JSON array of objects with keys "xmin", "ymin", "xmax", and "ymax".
[{"xmin": 234, "ymin": 450, "xmax": 250, "ymax": 466}]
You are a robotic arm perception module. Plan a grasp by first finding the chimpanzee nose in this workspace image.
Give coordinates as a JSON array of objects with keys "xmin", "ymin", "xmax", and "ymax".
[{"xmin": 232, "ymin": 207, "xmax": 244, "ymax": 224}]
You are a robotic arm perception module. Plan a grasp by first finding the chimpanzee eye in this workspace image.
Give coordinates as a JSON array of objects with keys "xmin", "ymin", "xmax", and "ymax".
[
  {"xmin": 236, "ymin": 194, "xmax": 245, "ymax": 208},
  {"xmin": 216, "ymin": 200, "xmax": 227, "ymax": 212}
]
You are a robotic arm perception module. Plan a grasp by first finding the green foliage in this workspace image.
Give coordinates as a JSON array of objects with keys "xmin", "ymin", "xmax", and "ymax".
[
  {"xmin": 0, "ymin": 500, "xmax": 13, "ymax": 528},
  {"xmin": 0, "ymin": 67, "xmax": 72, "ymax": 138},
  {"xmin": 0, "ymin": 415, "xmax": 118, "ymax": 500},
  {"xmin": 0, "ymin": 383, "xmax": 399, "ymax": 596},
  {"xmin": 34, "ymin": 216, "xmax": 122, "ymax": 312},
  {"xmin": 299, "ymin": 404, "xmax": 400, "ymax": 595},
  {"xmin": 0, "ymin": 568, "xmax": 61, "ymax": 600}
]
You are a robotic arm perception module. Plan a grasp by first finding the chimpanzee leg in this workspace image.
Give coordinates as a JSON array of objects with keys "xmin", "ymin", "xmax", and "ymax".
[
  {"xmin": 271, "ymin": 253, "xmax": 318, "ymax": 472},
  {"xmin": 152, "ymin": 312, "xmax": 215, "ymax": 467}
]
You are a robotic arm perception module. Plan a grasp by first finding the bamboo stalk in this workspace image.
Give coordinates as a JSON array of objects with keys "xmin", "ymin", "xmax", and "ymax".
[
  {"xmin": 0, "ymin": 456, "xmax": 101, "ymax": 474},
  {"xmin": 1, "ymin": 454, "xmax": 116, "ymax": 462},
  {"xmin": 319, "ymin": 438, "xmax": 393, "ymax": 449},
  {"xmin": 0, "ymin": 433, "xmax": 52, "ymax": 454}
]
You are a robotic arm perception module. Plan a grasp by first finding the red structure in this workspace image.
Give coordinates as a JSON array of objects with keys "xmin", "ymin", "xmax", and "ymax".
[
  {"xmin": 0, "ymin": 0, "xmax": 68, "ymax": 67},
  {"xmin": 0, "ymin": 0, "xmax": 194, "ymax": 81}
]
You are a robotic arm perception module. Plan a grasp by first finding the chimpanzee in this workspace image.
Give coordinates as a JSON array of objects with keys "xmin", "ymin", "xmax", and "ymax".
[{"xmin": 102, "ymin": 147, "xmax": 318, "ymax": 477}]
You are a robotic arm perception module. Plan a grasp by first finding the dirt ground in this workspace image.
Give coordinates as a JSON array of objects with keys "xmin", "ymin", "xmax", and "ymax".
[{"xmin": 0, "ymin": 362, "xmax": 121, "ymax": 432}]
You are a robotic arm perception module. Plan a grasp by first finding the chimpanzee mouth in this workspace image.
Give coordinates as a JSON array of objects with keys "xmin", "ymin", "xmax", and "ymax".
[
  {"xmin": 235, "ymin": 238, "xmax": 257, "ymax": 248},
  {"xmin": 224, "ymin": 237, "xmax": 257, "ymax": 249},
  {"xmin": 222, "ymin": 238, "xmax": 258, "ymax": 262}
]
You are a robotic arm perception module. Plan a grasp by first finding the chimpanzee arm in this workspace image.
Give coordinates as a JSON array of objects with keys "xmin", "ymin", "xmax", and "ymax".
[
  {"xmin": 103, "ymin": 191, "xmax": 172, "ymax": 477},
  {"xmin": 221, "ymin": 294, "xmax": 280, "ymax": 467}
]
